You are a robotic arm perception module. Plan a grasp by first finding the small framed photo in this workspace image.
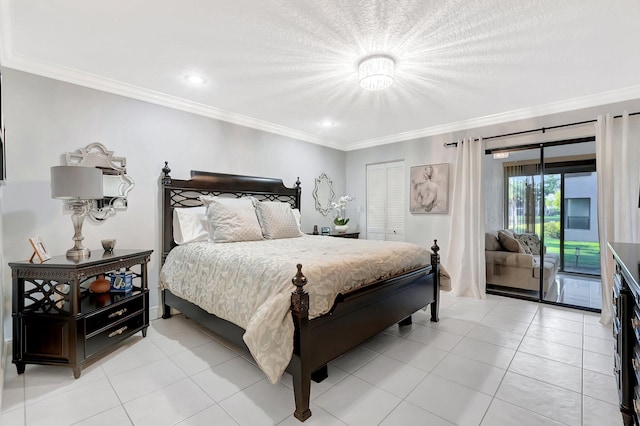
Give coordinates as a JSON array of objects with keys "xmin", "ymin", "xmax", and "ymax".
[
  {"xmin": 410, "ymin": 163, "xmax": 450, "ymax": 214},
  {"xmin": 29, "ymin": 237, "xmax": 52, "ymax": 263},
  {"xmin": 321, "ymin": 226, "xmax": 331, "ymax": 235}
]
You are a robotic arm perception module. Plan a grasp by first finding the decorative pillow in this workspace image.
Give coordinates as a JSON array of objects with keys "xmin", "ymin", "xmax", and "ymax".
[
  {"xmin": 173, "ymin": 206, "xmax": 209, "ymax": 245},
  {"xmin": 515, "ymin": 233, "xmax": 541, "ymax": 255},
  {"xmin": 255, "ymin": 202, "xmax": 303, "ymax": 239},
  {"xmin": 485, "ymin": 231, "xmax": 502, "ymax": 251},
  {"xmin": 205, "ymin": 197, "xmax": 264, "ymax": 243},
  {"xmin": 498, "ymin": 230, "xmax": 526, "ymax": 253},
  {"xmin": 292, "ymin": 208, "xmax": 302, "ymax": 233}
]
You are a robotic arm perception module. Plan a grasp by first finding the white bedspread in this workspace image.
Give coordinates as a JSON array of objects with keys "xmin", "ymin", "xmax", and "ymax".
[{"xmin": 159, "ymin": 235, "xmax": 434, "ymax": 383}]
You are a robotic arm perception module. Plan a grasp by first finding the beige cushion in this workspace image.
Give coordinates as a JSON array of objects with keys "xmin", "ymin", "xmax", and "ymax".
[
  {"xmin": 203, "ymin": 197, "xmax": 264, "ymax": 243},
  {"xmin": 498, "ymin": 230, "xmax": 526, "ymax": 253},
  {"xmin": 255, "ymin": 201, "xmax": 303, "ymax": 239},
  {"xmin": 485, "ymin": 232, "xmax": 502, "ymax": 251}
]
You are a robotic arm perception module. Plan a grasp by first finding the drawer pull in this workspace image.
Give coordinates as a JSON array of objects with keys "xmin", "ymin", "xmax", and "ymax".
[
  {"xmin": 108, "ymin": 326, "xmax": 128, "ymax": 338},
  {"xmin": 108, "ymin": 308, "xmax": 127, "ymax": 319}
]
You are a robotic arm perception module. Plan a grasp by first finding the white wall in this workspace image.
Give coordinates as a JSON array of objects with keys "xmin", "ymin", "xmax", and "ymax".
[
  {"xmin": 346, "ymin": 136, "xmax": 458, "ymax": 259},
  {"xmin": 0, "ymin": 68, "xmax": 347, "ymax": 339}
]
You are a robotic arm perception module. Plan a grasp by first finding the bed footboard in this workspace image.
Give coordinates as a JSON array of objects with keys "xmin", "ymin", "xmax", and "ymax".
[{"xmin": 288, "ymin": 240, "xmax": 441, "ymax": 421}]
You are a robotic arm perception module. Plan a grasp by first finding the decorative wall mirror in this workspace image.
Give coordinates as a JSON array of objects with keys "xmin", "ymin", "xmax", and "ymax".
[
  {"xmin": 313, "ymin": 172, "xmax": 335, "ymax": 216},
  {"xmin": 66, "ymin": 143, "xmax": 134, "ymax": 221}
]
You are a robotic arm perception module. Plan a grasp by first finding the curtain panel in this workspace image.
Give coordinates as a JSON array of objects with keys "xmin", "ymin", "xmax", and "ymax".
[
  {"xmin": 446, "ymin": 138, "xmax": 486, "ymax": 298},
  {"xmin": 596, "ymin": 112, "xmax": 639, "ymax": 324}
]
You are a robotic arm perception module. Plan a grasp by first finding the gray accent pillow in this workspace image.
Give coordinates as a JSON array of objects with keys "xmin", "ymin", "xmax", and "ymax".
[
  {"xmin": 255, "ymin": 201, "xmax": 303, "ymax": 239},
  {"xmin": 498, "ymin": 230, "xmax": 526, "ymax": 253},
  {"xmin": 203, "ymin": 197, "xmax": 264, "ymax": 243},
  {"xmin": 485, "ymin": 232, "xmax": 502, "ymax": 251}
]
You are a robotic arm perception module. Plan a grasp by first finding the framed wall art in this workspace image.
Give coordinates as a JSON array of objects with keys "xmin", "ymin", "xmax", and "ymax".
[{"xmin": 410, "ymin": 163, "xmax": 449, "ymax": 214}]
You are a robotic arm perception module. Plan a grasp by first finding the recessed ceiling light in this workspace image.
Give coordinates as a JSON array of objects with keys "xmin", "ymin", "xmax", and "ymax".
[
  {"xmin": 184, "ymin": 74, "xmax": 206, "ymax": 85},
  {"xmin": 321, "ymin": 120, "xmax": 335, "ymax": 127}
]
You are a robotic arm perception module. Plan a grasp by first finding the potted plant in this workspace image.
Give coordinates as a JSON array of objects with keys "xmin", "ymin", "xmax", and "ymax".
[{"xmin": 331, "ymin": 195, "xmax": 353, "ymax": 233}]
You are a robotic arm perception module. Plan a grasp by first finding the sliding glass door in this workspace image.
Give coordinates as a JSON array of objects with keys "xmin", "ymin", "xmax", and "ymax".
[
  {"xmin": 485, "ymin": 139, "xmax": 601, "ymax": 311},
  {"xmin": 484, "ymin": 147, "xmax": 543, "ymax": 302}
]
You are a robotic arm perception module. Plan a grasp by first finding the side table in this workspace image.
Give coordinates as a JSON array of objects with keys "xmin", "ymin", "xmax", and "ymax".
[{"xmin": 10, "ymin": 249, "xmax": 152, "ymax": 378}]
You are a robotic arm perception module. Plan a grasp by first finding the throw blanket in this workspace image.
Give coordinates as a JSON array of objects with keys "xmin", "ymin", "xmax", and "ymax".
[{"xmin": 160, "ymin": 235, "xmax": 444, "ymax": 383}]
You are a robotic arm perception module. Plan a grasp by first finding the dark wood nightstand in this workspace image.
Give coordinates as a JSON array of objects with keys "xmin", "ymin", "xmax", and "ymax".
[
  {"xmin": 10, "ymin": 249, "xmax": 152, "ymax": 378},
  {"xmin": 329, "ymin": 232, "xmax": 360, "ymax": 239}
]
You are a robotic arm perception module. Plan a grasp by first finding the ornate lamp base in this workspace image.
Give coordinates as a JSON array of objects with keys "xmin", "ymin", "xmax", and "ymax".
[
  {"xmin": 66, "ymin": 200, "xmax": 92, "ymax": 260},
  {"xmin": 66, "ymin": 246, "xmax": 91, "ymax": 259}
]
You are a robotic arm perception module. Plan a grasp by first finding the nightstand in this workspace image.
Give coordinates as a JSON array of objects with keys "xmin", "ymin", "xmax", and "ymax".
[
  {"xmin": 10, "ymin": 249, "xmax": 152, "ymax": 378},
  {"xmin": 329, "ymin": 232, "xmax": 360, "ymax": 239}
]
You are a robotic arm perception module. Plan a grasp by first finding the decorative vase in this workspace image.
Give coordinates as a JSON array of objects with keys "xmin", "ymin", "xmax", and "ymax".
[
  {"xmin": 334, "ymin": 224, "xmax": 349, "ymax": 233},
  {"xmin": 89, "ymin": 274, "xmax": 111, "ymax": 294}
]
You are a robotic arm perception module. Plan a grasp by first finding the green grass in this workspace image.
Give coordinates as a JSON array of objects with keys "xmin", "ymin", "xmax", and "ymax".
[{"xmin": 544, "ymin": 238, "xmax": 601, "ymax": 270}]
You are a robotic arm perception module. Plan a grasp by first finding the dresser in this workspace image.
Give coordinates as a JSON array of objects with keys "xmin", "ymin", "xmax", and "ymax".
[
  {"xmin": 10, "ymin": 249, "xmax": 152, "ymax": 378},
  {"xmin": 609, "ymin": 242, "xmax": 640, "ymax": 426}
]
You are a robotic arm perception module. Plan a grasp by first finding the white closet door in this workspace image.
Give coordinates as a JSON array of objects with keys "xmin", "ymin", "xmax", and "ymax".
[{"xmin": 366, "ymin": 161, "xmax": 405, "ymax": 241}]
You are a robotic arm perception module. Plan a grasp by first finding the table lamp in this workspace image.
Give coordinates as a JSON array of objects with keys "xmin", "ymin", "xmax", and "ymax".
[{"xmin": 51, "ymin": 166, "xmax": 103, "ymax": 259}]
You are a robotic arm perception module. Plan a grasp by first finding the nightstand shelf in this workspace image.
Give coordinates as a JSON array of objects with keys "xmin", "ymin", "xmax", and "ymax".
[{"xmin": 10, "ymin": 249, "xmax": 152, "ymax": 378}]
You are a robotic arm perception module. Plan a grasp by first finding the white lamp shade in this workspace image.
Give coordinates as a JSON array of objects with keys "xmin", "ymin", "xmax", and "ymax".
[{"xmin": 51, "ymin": 166, "xmax": 104, "ymax": 200}]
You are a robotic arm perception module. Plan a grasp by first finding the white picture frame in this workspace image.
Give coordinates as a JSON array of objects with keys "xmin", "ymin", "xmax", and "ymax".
[{"xmin": 410, "ymin": 163, "xmax": 449, "ymax": 214}]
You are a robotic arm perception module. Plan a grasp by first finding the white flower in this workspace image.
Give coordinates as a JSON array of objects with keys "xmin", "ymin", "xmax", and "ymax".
[{"xmin": 331, "ymin": 195, "xmax": 353, "ymax": 225}]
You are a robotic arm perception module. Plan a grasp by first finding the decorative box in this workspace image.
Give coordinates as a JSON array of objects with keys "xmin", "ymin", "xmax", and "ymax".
[{"xmin": 110, "ymin": 271, "xmax": 132, "ymax": 292}]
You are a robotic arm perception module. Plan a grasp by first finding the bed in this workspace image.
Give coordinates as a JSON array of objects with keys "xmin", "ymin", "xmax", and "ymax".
[{"xmin": 159, "ymin": 163, "xmax": 442, "ymax": 421}]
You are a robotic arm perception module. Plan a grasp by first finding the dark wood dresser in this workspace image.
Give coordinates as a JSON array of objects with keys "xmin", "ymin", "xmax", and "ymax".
[
  {"xmin": 609, "ymin": 242, "xmax": 640, "ymax": 425},
  {"xmin": 10, "ymin": 249, "xmax": 152, "ymax": 378}
]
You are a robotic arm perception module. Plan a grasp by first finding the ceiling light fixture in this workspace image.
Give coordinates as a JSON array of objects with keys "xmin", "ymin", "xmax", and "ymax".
[
  {"xmin": 321, "ymin": 120, "xmax": 334, "ymax": 127},
  {"xmin": 358, "ymin": 55, "xmax": 395, "ymax": 91}
]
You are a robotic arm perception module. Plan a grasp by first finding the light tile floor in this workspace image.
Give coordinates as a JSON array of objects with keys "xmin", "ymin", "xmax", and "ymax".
[{"xmin": 1, "ymin": 292, "xmax": 621, "ymax": 425}]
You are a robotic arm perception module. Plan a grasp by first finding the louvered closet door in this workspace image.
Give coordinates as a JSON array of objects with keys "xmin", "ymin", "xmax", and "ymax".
[{"xmin": 366, "ymin": 161, "xmax": 405, "ymax": 241}]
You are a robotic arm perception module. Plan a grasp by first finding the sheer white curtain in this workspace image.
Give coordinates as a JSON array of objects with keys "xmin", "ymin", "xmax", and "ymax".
[
  {"xmin": 596, "ymin": 112, "xmax": 639, "ymax": 324},
  {"xmin": 446, "ymin": 138, "xmax": 486, "ymax": 297}
]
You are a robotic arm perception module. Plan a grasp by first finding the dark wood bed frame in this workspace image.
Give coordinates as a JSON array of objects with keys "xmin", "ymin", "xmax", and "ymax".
[{"xmin": 159, "ymin": 162, "xmax": 441, "ymax": 421}]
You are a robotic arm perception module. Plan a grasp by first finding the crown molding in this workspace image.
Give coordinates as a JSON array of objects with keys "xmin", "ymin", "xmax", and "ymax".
[
  {"xmin": 344, "ymin": 85, "xmax": 640, "ymax": 151},
  {"xmin": 2, "ymin": 51, "xmax": 344, "ymax": 151}
]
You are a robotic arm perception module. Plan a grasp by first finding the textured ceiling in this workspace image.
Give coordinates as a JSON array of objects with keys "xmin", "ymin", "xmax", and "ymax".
[{"xmin": 1, "ymin": 0, "xmax": 639, "ymax": 150}]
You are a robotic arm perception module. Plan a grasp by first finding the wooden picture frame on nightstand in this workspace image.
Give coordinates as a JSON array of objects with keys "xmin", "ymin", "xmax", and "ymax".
[{"xmin": 28, "ymin": 237, "xmax": 51, "ymax": 263}]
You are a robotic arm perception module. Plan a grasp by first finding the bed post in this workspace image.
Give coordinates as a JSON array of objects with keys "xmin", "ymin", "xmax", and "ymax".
[
  {"xmin": 430, "ymin": 240, "xmax": 440, "ymax": 323},
  {"xmin": 294, "ymin": 177, "xmax": 301, "ymax": 210},
  {"xmin": 290, "ymin": 264, "xmax": 312, "ymax": 422},
  {"xmin": 161, "ymin": 162, "xmax": 173, "ymax": 320}
]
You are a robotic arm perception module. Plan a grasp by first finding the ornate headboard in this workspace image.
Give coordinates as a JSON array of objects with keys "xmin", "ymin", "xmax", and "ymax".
[{"xmin": 160, "ymin": 162, "xmax": 301, "ymax": 263}]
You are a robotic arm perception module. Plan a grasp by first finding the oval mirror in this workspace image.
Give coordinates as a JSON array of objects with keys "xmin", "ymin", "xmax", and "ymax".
[
  {"xmin": 313, "ymin": 173, "xmax": 335, "ymax": 216},
  {"xmin": 65, "ymin": 143, "xmax": 134, "ymax": 221}
]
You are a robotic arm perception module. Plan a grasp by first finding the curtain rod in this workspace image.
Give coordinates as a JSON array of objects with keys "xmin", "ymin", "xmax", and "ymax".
[{"xmin": 444, "ymin": 111, "xmax": 640, "ymax": 148}]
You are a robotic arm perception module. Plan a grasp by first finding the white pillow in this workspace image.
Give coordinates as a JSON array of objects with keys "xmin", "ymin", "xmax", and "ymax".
[
  {"xmin": 173, "ymin": 206, "xmax": 208, "ymax": 245},
  {"xmin": 255, "ymin": 202, "xmax": 303, "ymax": 239},
  {"xmin": 205, "ymin": 197, "xmax": 264, "ymax": 243},
  {"xmin": 292, "ymin": 208, "xmax": 302, "ymax": 233}
]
